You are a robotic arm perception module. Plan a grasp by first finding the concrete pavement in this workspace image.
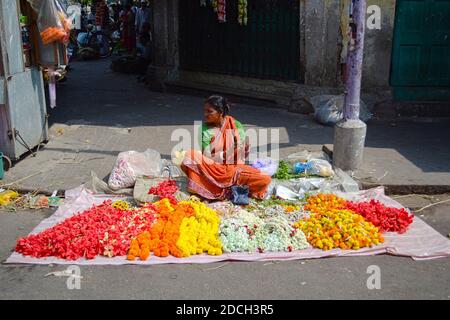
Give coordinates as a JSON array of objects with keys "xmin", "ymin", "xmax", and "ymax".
[
  {"xmin": 0, "ymin": 59, "xmax": 449, "ymax": 300},
  {"xmin": 0, "ymin": 195, "xmax": 449, "ymax": 300},
  {"xmin": 1, "ymin": 58, "xmax": 450, "ymax": 194}
]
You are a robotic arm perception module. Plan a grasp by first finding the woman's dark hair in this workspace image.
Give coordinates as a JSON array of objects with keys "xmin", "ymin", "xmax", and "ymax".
[{"xmin": 205, "ymin": 95, "xmax": 230, "ymax": 116}]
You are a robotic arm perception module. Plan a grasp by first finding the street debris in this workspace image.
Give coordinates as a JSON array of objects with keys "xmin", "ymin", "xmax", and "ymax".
[
  {"xmin": 0, "ymin": 190, "xmax": 20, "ymax": 206},
  {"xmin": 44, "ymin": 270, "xmax": 83, "ymax": 279},
  {"xmin": 203, "ymin": 262, "xmax": 230, "ymax": 271},
  {"xmin": 0, "ymin": 189, "xmax": 63, "ymax": 212},
  {"xmin": 415, "ymin": 199, "xmax": 450, "ymax": 213}
]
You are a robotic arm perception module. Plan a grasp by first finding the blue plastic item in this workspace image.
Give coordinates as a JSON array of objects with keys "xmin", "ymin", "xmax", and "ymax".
[{"xmin": 294, "ymin": 162, "xmax": 313, "ymax": 174}]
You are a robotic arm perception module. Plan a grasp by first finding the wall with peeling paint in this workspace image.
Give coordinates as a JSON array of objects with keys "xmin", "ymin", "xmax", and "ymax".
[
  {"xmin": 150, "ymin": 0, "xmax": 398, "ymax": 104},
  {"xmin": 304, "ymin": 0, "xmax": 396, "ymax": 89},
  {"xmin": 362, "ymin": 0, "xmax": 396, "ymax": 89}
]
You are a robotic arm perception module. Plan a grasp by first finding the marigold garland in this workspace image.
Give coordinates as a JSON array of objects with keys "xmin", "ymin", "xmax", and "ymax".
[
  {"xmin": 176, "ymin": 200, "xmax": 223, "ymax": 257},
  {"xmin": 112, "ymin": 200, "xmax": 130, "ymax": 211},
  {"xmin": 128, "ymin": 199, "xmax": 223, "ymax": 260},
  {"xmin": 128, "ymin": 199, "xmax": 193, "ymax": 260},
  {"xmin": 304, "ymin": 193, "xmax": 347, "ymax": 214},
  {"xmin": 295, "ymin": 194, "xmax": 384, "ymax": 251}
]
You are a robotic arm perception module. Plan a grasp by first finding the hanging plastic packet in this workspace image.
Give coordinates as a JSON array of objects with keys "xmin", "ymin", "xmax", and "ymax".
[
  {"xmin": 27, "ymin": 0, "xmax": 71, "ymax": 46},
  {"xmin": 48, "ymin": 67, "xmax": 57, "ymax": 108},
  {"xmin": 238, "ymin": 0, "xmax": 248, "ymax": 26}
]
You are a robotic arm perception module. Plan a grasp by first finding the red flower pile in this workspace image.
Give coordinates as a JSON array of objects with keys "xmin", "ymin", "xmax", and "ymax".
[
  {"xmin": 345, "ymin": 199, "xmax": 414, "ymax": 234},
  {"xmin": 148, "ymin": 180, "xmax": 178, "ymax": 204},
  {"xmin": 15, "ymin": 201, "xmax": 157, "ymax": 260}
]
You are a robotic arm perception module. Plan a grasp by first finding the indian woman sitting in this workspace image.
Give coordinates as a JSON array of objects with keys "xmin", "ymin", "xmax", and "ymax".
[{"xmin": 181, "ymin": 95, "xmax": 271, "ymax": 201}]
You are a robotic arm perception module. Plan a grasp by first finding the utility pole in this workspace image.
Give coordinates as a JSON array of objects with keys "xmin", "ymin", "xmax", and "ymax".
[{"xmin": 333, "ymin": 0, "xmax": 367, "ymax": 171}]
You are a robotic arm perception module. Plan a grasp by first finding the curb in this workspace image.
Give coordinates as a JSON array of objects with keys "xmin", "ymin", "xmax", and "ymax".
[
  {"xmin": 323, "ymin": 144, "xmax": 450, "ymax": 195},
  {"xmin": 361, "ymin": 184, "xmax": 450, "ymax": 196}
]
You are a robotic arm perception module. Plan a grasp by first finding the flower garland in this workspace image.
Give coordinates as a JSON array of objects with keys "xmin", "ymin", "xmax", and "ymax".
[
  {"xmin": 345, "ymin": 199, "xmax": 414, "ymax": 234},
  {"xmin": 112, "ymin": 200, "xmax": 130, "ymax": 211},
  {"xmin": 128, "ymin": 199, "xmax": 223, "ymax": 260},
  {"xmin": 128, "ymin": 199, "xmax": 194, "ymax": 260},
  {"xmin": 246, "ymin": 199, "xmax": 309, "ymax": 224},
  {"xmin": 15, "ymin": 201, "xmax": 157, "ymax": 260},
  {"xmin": 304, "ymin": 193, "xmax": 348, "ymax": 213},
  {"xmin": 148, "ymin": 180, "xmax": 178, "ymax": 204},
  {"xmin": 217, "ymin": 203, "xmax": 309, "ymax": 253},
  {"xmin": 238, "ymin": 0, "xmax": 248, "ymax": 26},
  {"xmin": 176, "ymin": 200, "xmax": 223, "ymax": 257},
  {"xmin": 295, "ymin": 208, "xmax": 384, "ymax": 251},
  {"xmin": 217, "ymin": 0, "xmax": 226, "ymax": 22},
  {"xmin": 295, "ymin": 194, "xmax": 384, "ymax": 251},
  {"xmin": 256, "ymin": 217, "xmax": 309, "ymax": 252}
]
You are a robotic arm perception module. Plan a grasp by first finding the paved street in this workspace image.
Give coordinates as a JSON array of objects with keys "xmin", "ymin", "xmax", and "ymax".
[
  {"xmin": 1, "ymin": 59, "xmax": 449, "ymax": 300},
  {"xmin": 2, "ymin": 58, "xmax": 450, "ymax": 194},
  {"xmin": 0, "ymin": 194, "xmax": 449, "ymax": 300}
]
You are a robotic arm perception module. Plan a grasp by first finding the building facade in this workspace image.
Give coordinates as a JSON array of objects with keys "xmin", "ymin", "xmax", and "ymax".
[{"xmin": 149, "ymin": 0, "xmax": 450, "ymax": 113}]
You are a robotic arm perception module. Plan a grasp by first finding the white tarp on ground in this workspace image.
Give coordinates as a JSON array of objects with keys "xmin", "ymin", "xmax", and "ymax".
[{"xmin": 5, "ymin": 186, "xmax": 450, "ymax": 265}]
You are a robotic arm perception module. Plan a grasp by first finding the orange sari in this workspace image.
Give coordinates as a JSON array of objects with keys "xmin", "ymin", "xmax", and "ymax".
[{"xmin": 181, "ymin": 116, "xmax": 271, "ymax": 200}]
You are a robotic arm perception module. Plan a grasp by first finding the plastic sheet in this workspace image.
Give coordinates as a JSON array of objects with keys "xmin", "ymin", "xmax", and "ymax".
[{"xmin": 6, "ymin": 186, "xmax": 450, "ymax": 265}]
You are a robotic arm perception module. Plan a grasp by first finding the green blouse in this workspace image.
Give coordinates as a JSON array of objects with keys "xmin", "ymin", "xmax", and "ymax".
[{"xmin": 201, "ymin": 120, "xmax": 246, "ymax": 151}]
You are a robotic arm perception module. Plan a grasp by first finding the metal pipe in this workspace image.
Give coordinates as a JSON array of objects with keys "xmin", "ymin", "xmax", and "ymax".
[{"xmin": 343, "ymin": 0, "xmax": 366, "ymax": 120}]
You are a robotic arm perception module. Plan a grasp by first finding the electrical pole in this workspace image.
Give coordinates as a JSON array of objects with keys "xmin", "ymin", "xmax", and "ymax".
[{"xmin": 333, "ymin": 0, "xmax": 367, "ymax": 171}]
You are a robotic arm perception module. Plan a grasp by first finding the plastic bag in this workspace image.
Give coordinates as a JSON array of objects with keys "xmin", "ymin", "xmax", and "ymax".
[
  {"xmin": 251, "ymin": 157, "xmax": 279, "ymax": 176},
  {"xmin": 0, "ymin": 190, "xmax": 19, "ymax": 206},
  {"xmin": 286, "ymin": 150, "xmax": 331, "ymax": 164},
  {"xmin": 286, "ymin": 151, "xmax": 312, "ymax": 164},
  {"xmin": 307, "ymin": 159, "xmax": 334, "ymax": 177},
  {"xmin": 172, "ymin": 150, "xmax": 187, "ymax": 167},
  {"xmin": 293, "ymin": 162, "xmax": 313, "ymax": 174},
  {"xmin": 88, "ymin": 171, "xmax": 134, "ymax": 195},
  {"xmin": 275, "ymin": 185, "xmax": 301, "ymax": 201},
  {"xmin": 314, "ymin": 95, "xmax": 372, "ymax": 126},
  {"xmin": 27, "ymin": 0, "xmax": 71, "ymax": 45},
  {"xmin": 108, "ymin": 149, "xmax": 162, "ymax": 190}
]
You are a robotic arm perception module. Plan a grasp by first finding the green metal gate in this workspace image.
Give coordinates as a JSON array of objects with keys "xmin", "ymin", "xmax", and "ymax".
[
  {"xmin": 179, "ymin": 0, "xmax": 301, "ymax": 81},
  {"xmin": 391, "ymin": 0, "xmax": 450, "ymax": 100}
]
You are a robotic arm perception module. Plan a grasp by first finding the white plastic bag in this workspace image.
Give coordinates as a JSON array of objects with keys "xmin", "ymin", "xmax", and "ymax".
[
  {"xmin": 251, "ymin": 157, "xmax": 279, "ymax": 177},
  {"xmin": 307, "ymin": 159, "xmax": 334, "ymax": 177},
  {"xmin": 314, "ymin": 95, "xmax": 371, "ymax": 126},
  {"xmin": 286, "ymin": 151, "xmax": 311, "ymax": 164},
  {"xmin": 108, "ymin": 149, "xmax": 162, "ymax": 190}
]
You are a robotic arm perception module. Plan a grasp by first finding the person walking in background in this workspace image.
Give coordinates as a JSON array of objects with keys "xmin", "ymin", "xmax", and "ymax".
[
  {"xmin": 135, "ymin": 1, "xmax": 151, "ymax": 56},
  {"xmin": 135, "ymin": 1, "xmax": 151, "ymax": 36},
  {"xmin": 120, "ymin": 4, "xmax": 136, "ymax": 54},
  {"xmin": 95, "ymin": 0, "xmax": 110, "ymax": 31}
]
